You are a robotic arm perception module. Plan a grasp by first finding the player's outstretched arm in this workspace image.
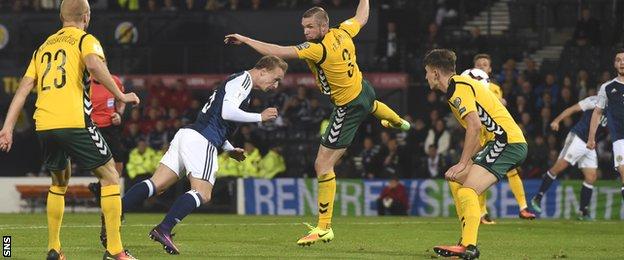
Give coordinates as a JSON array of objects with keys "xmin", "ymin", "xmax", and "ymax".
[
  {"xmin": 84, "ymin": 54, "xmax": 140, "ymax": 105},
  {"xmin": 353, "ymin": 0, "xmax": 370, "ymax": 28},
  {"xmin": 587, "ymin": 107, "xmax": 603, "ymax": 150},
  {"xmin": 550, "ymin": 104, "xmax": 582, "ymax": 131},
  {"xmin": 0, "ymin": 76, "xmax": 35, "ymax": 152},
  {"xmin": 224, "ymin": 34, "xmax": 298, "ymax": 59}
]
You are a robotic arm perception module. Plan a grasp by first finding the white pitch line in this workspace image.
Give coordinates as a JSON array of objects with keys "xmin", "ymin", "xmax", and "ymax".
[{"xmin": 0, "ymin": 220, "xmax": 620, "ymax": 230}]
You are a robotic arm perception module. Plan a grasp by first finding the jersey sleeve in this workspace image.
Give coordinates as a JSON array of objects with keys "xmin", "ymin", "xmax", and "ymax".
[
  {"xmin": 489, "ymin": 83, "xmax": 503, "ymax": 99},
  {"xmin": 80, "ymin": 34, "xmax": 106, "ymax": 60},
  {"xmin": 23, "ymin": 51, "xmax": 37, "ymax": 78},
  {"xmin": 222, "ymin": 75, "xmax": 262, "ymax": 122},
  {"xmin": 295, "ymin": 42, "xmax": 324, "ymax": 63},
  {"xmin": 449, "ymin": 83, "xmax": 477, "ymax": 119},
  {"xmin": 338, "ymin": 18, "xmax": 361, "ymax": 38},
  {"xmin": 578, "ymin": 96, "xmax": 598, "ymax": 111},
  {"xmin": 596, "ymin": 83, "xmax": 608, "ymax": 109}
]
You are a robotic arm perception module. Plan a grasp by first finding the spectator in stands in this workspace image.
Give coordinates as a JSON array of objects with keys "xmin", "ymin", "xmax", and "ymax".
[
  {"xmin": 408, "ymin": 118, "xmax": 428, "ymax": 158},
  {"xmin": 283, "ymin": 86, "xmax": 311, "ymax": 128},
  {"xmin": 258, "ymin": 145, "xmax": 287, "ymax": 179},
  {"xmin": 556, "ymin": 87, "xmax": 575, "ymax": 114},
  {"xmin": 599, "ymin": 70, "xmax": 611, "ymax": 84},
  {"xmin": 308, "ymin": 98, "xmax": 327, "ymax": 128},
  {"xmin": 522, "ymin": 58, "xmax": 543, "ymax": 86},
  {"xmin": 497, "ymin": 59, "xmax": 519, "ymax": 85},
  {"xmin": 204, "ymin": 0, "xmax": 222, "ymax": 11},
  {"xmin": 126, "ymin": 108, "xmax": 141, "ymax": 128},
  {"xmin": 382, "ymin": 139, "xmax": 401, "ymax": 178},
  {"xmin": 576, "ymin": 69, "xmax": 591, "ymax": 99},
  {"xmin": 146, "ymin": 0, "xmax": 158, "ymax": 12},
  {"xmin": 526, "ymin": 135, "xmax": 549, "ymax": 177},
  {"xmin": 123, "ymin": 123, "xmax": 143, "ymax": 149},
  {"xmin": 360, "ymin": 136, "xmax": 382, "ymax": 179},
  {"xmin": 376, "ymin": 21, "xmax": 401, "ymax": 71},
  {"xmin": 166, "ymin": 108, "xmax": 179, "ymax": 128},
  {"xmin": 435, "ymin": 0, "xmax": 458, "ymax": 26},
  {"xmin": 217, "ymin": 153, "xmax": 242, "ymax": 177},
  {"xmin": 126, "ymin": 139, "xmax": 158, "ymax": 189},
  {"xmin": 425, "ymin": 144, "xmax": 442, "ymax": 178},
  {"xmin": 511, "ymin": 95, "xmax": 530, "ymax": 119},
  {"xmin": 163, "ymin": 2, "xmax": 178, "ymax": 13},
  {"xmin": 232, "ymin": 124, "xmax": 265, "ymax": 153},
  {"xmin": 423, "ymin": 22, "xmax": 442, "ymax": 51},
  {"xmin": 423, "ymin": 91, "xmax": 446, "ymax": 121},
  {"xmin": 573, "ymin": 7, "xmax": 601, "ymax": 46},
  {"xmin": 225, "ymin": 0, "xmax": 241, "ymax": 10},
  {"xmin": 118, "ymin": 0, "xmax": 139, "ymax": 10},
  {"xmin": 535, "ymin": 73, "xmax": 560, "ymax": 107},
  {"xmin": 537, "ymin": 107, "xmax": 553, "ymax": 137},
  {"xmin": 240, "ymin": 142, "xmax": 262, "ymax": 177},
  {"xmin": 250, "ymin": 0, "xmax": 262, "ymax": 10},
  {"xmin": 168, "ymin": 79, "xmax": 192, "ymax": 112},
  {"xmin": 377, "ymin": 177, "xmax": 408, "ymax": 216},
  {"xmin": 182, "ymin": 99, "xmax": 202, "ymax": 123},
  {"xmin": 467, "ymin": 27, "xmax": 487, "ymax": 53},
  {"xmin": 147, "ymin": 120, "xmax": 168, "ymax": 150},
  {"xmin": 520, "ymin": 112, "xmax": 535, "ymax": 136},
  {"xmin": 424, "ymin": 119, "xmax": 450, "ymax": 156}
]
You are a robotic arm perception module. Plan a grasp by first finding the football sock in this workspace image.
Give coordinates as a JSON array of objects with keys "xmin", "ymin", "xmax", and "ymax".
[
  {"xmin": 478, "ymin": 193, "xmax": 488, "ymax": 216},
  {"xmin": 101, "ymin": 185, "xmax": 123, "ymax": 255},
  {"xmin": 160, "ymin": 190, "xmax": 203, "ymax": 234},
  {"xmin": 122, "ymin": 179, "xmax": 155, "ymax": 212},
  {"xmin": 579, "ymin": 182, "xmax": 593, "ymax": 215},
  {"xmin": 317, "ymin": 171, "xmax": 336, "ymax": 230},
  {"xmin": 458, "ymin": 187, "xmax": 480, "ymax": 246},
  {"xmin": 508, "ymin": 169, "xmax": 528, "ymax": 210},
  {"xmin": 621, "ymin": 186, "xmax": 624, "ymax": 201},
  {"xmin": 448, "ymin": 181, "xmax": 463, "ymax": 221},
  {"xmin": 535, "ymin": 171, "xmax": 557, "ymax": 201},
  {"xmin": 371, "ymin": 100, "xmax": 403, "ymax": 126},
  {"xmin": 47, "ymin": 185, "xmax": 67, "ymax": 252}
]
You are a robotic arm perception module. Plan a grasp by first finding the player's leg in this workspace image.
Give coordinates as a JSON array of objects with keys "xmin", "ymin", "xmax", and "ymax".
[
  {"xmin": 37, "ymin": 129, "xmax": 69, "ymax": 259},
  {"xmin": 362, "ymin": 79, "xmax": 409, "ymax": 131},
  {"xmin": 579, "ymin": 168, "xmax": 597, "ymax": 219},
  {"xmin": 613, "ymin": 140, "xmax": 624, "ymax": 200},
  {"xmin": 149, "ymin": 129, "xmax": 216, "ymax": 254},
  {"xmin": 507, "ymin": 168, "xmax": 536, "ymax": 219},
  {"xmin": 434, "ymin": 142, "xmax": 527, "ymax": 259},
  {"xmin": 151, "ymin": 176, "xmax": 213, "ymax": 255},
  {"xmin": 478, "ymin": 193, "xmax": 495, "ymax": 224},
  {"xmin": 448, "ymin": 181, "xmax": 464, "ymax": 222}
]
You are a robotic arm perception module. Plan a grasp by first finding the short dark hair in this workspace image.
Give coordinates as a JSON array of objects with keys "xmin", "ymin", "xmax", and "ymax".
[
  {"xmin": 303, "ymin": 7, "xmax": 329, "ymax": 25},
  {"xmin": 254, "ymin": 55, "xmax": 288, "ymax": 72},
  {"xmin": 423, "ymin": 49, "xmax": 456, "ymax": 73},
  {"xmin": 615, "ymin": 48, "xmax": 624, "ymax": 57},
  {"xmin": 473, "ymin": 53, "xmax": 491, "ymax": 63}
]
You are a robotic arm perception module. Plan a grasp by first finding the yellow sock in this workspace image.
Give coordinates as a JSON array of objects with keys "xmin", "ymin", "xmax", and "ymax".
[
  {"xmin": 317, "ymin": 171, "xmax": 336, "ymax": 230},
  {"xmin": 478, "ymin": 193, "xmax": 488, "ymax": 216},
  {"xmin": 101, "ymin": 185, "xmax": 123, "ymax": 255},
  {"xmin": 458, "ymin": 187, "xmax": 480, "ymax": 246},
  {"xmin": 371, "ymin": 100, "xmax": 402, "ymax": 125},
  {"xmin": 448, "ymin": 181, "xmax": 463, "ymax": 221},
  {"xmin": 507, "ymin": 169, "xmax": 528, "ymax": 209},
  {"xmin": 47, "ymin": 185, "xmax": 67, "ymax": 251}
]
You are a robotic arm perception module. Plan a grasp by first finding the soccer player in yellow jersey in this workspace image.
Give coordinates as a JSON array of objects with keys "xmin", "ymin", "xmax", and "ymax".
[
  {"xmin": 424, "ymin": 49, "xmax": 528, "ymax": 259},
  {"xmin": 224, "ymin": 0, "xmax": 410, "ymax": 246},
  {"xmin": 462, "ymin": 54, "xmax": 536, "ymax": 224},
  {"xmin": 0, "ymin": 0, "xmax": 139, "ymax": 259}
]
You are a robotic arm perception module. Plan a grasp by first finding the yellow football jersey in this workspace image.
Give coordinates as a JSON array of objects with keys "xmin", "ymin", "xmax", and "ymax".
[
  {"xmin": 488, "ymin": 82, "xmax": 503, "ymax": 100},
  {"xmin": 24, "ymin": 27, "xmax": 105, "ymax": 131},
  {"xmin": 447, "ymin": 75, "xmax": 525, "ymax": 144},
  {"xmin": 295, "ymin": 18, "xmax": 363, "ymax": 106}
]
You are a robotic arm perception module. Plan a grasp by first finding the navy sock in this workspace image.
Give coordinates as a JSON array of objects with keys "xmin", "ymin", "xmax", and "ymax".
[
  {"xmin": 536, "ymin": 171, "xmax": 557, "ymax": 200},
  {"xmin": 122, "ymin": 179, "xmax": 155, "ymax": 212},
  {"xmin": 579, "ymin": 182, "xmax": 593, "ymax": 215},
  {"xmin": 160, "ymin": 190, "xmax": 203, "ymax": 233}
]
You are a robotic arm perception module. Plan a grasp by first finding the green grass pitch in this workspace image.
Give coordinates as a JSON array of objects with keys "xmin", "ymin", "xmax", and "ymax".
[{"xmin": 1, "ymin": 213, "xmax": 623, "ymax": 259}]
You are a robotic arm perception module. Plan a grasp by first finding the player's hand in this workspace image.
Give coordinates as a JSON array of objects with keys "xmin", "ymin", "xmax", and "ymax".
[
  {"xmin": 0, "ymin": 128, "xmax": 13, "ymax": 152},
  {"xmin": 445, "ymin": 162, "xmax": 468, "ymax": 182},
  {"xmin": 261, "ymin": 107, "xmax": 278, "ymax": 122},
  {"xmin": 120, "ymin": 92, "xmax": 140, "ymax": 105},
  {"xmin": 550, "ymin": 120, "xmax": 560, "ymax": 131},
  {"xmin": 586, "ymin": 139, "xmax": 596, "ymax": 150},
  {"xmin": 224, "ymin": 34, "xmax": 247, "ymax": 45},
  {"xmin": 228, "ymin": 148, "xmax": 246, "ymax": 162},
  {"xmin": 111, "ymin": 112, "xmax": 122, "ymax": 126}
]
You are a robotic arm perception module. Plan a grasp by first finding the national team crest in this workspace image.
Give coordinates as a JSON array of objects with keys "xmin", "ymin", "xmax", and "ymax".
[
  {"xmin": 452, "ymin": 97, "xmax": 461, "ymax": 108},
  {"xmin": 618, "ymin": 155, "xmax": 623, "ymax": 163}
]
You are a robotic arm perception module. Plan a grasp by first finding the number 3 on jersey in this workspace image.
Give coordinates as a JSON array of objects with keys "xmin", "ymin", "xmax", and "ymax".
[
  {"xmin": 342, "ymin": 49, "xmax": 354, "ymax": 78},
  {"xmin": 201, "ymin": 90, "xmax": 217, "ymax": 113},
  {"xmin": 40, "ymin": 49, "xmax": 67, "ymax": 91}
]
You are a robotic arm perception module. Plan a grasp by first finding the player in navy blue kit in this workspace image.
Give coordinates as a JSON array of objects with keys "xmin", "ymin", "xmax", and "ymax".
[
  {"xmin": 107, "ymin": 56, "xmax": 287, "ymax": 254},
  {"xmin": 588, "ymin": 49, "xmax": 624, "ymax": 202},
  {"xmin": 530, "ymin": 96, "xmax": 607, "ymax": 220}
]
